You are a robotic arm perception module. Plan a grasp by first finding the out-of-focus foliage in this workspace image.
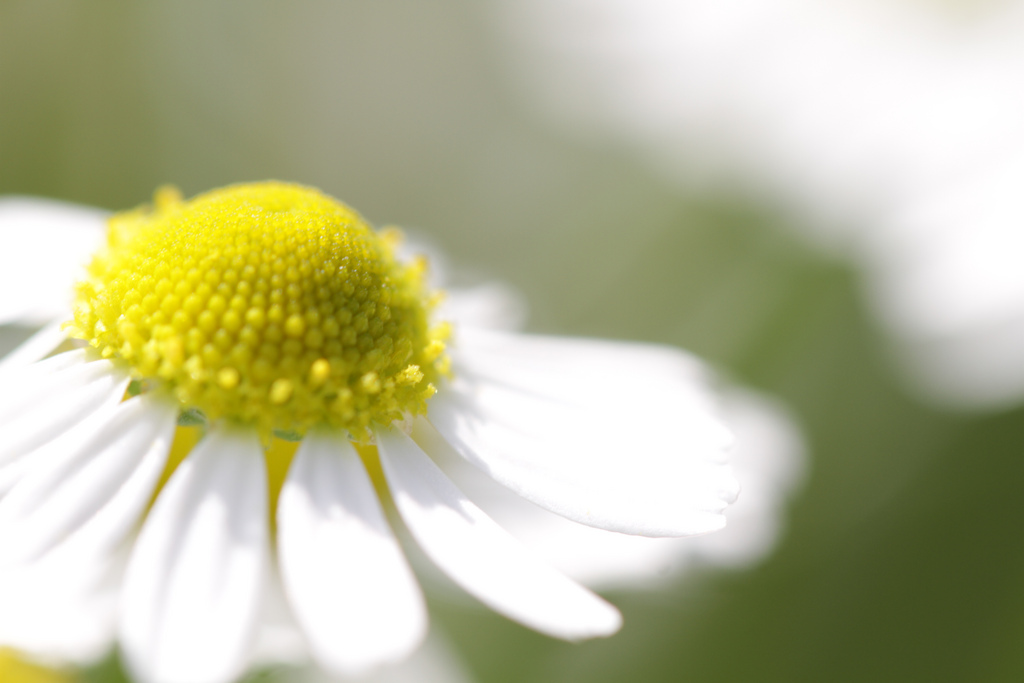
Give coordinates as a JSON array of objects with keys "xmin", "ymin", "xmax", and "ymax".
[{"xmin": 2, "ymin": 2, "xmax": 1022, "ymax": 683}]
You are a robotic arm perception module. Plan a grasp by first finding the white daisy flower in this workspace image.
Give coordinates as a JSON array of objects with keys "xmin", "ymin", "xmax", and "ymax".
[{"xmin": 0, "ymin": 183, "xmax": 738, "ymax": 683}]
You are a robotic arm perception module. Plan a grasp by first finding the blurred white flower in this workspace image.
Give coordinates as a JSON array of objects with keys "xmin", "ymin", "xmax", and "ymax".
[
  {"xmin": 0, "ymin": 185, "xmax": 738, "ymax": 683},
  {"xmin": 862, "ymin": 154, "xmax": 1024, "ymax": 408},
  {"xmin": 498, "ymin": 0, "xmax": 1024, "ymax": 408}
]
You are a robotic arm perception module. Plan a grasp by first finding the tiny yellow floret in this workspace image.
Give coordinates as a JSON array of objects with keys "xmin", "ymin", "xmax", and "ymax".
[
  {"xmin": 309, "ymin": 358, "xmax": 331, "ymax": 386},
  {"xmin": 270, "ymin": 379, "xmax": 294, "ymax": 405},
  {"xmin": 217, "ymin": 367, "xmax": 240, "ymax": 390},
  {"xmin": 72, "ymin": 182, "xmax": 448, "ymax": 441}
]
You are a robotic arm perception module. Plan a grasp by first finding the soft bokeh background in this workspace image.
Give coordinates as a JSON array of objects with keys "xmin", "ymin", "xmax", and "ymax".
[{"xmin": 3, "ymin": 2, "xmax": 1024, "ymax": 682}]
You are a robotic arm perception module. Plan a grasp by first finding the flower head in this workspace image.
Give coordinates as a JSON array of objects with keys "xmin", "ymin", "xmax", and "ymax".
[
  {"xmin": 69, "ymin": 183, "xmax": 446, "ymax": 441},
  {"xmin": 0, "ymin": 183, "xmax": 738, "ymax": 683}
]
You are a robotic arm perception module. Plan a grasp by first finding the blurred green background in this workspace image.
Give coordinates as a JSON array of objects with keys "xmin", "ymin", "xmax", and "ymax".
[{"xmin": 3, "ymin": 2, "xmax": 1023, "ymax": 682}]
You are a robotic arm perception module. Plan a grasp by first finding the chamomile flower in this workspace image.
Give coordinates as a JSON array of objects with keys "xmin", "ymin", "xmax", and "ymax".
[{"xmin": 0, "ymin": 183, "xmax": 737, "ymax": 683}]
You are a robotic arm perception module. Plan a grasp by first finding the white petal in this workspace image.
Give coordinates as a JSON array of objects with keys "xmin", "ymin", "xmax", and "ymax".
[
  {"xmin": 278, "ymin": 430, "xmax": 426, "ymax": 675},
  {"xmin": 120, "ymin": 426, "xmax": 269, "ymax": 683},
  {"xmin": 0, "ymin": 396, "xmax": 174, "ymax": 666},
  {"xmin": 0, "ymin": 353, "xmax": 129, "ymax": 474},
  {"xmin": 0, "ymin": 393, "xmax": 176, "ymax": 567},
  {"xmin": 0, "ymin": 345, "xmax": 86, "ymax": 382},
  {"xmin": 427, "ymin": 440, "xmax": 688, "ymax": 590},
  {"xmin": 0, "ymin": 198, "xmax": 107, "ymax": 325},
  {"xmin": 0, "ymin": 319, "xmax": 71, "ymax": 376},
  {"xmin": 248, "ymin": 566, "xmax": 308, "ymax": 668},
  {"xmin": 440, "ymin": 388, "xmax": 807, "ymax": 589},
  {"xmin": 0, "ymin": 550, "xmax": 121, "ymax": 665},
  {"xmin": 429, "ymin": 329, "xmax": 738, "ymax": 537},
  {"xmin": 0, "ymin": 399, "xmax": 115, "ymax": 499},
  {"xmin": 664, "ymin": 388, "xmax": 806, "ymax": 566},
  {"xmin": 377, "ymin": 427, "xmax": 621, "ymax": 641}
]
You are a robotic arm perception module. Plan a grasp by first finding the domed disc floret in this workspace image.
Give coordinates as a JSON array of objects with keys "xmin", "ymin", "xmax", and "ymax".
[{"xmin": 71, "ymin": 182, "xmax": 448, "ymax": 441}]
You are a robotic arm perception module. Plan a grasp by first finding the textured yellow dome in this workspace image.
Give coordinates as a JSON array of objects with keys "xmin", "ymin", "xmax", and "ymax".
[{"xmin": 71, "ymin": 182, "xmax": 448, "ymax": 441}]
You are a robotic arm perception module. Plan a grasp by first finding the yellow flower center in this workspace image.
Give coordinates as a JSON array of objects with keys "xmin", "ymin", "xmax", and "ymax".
[{"xmin": 71, "ymin": 182, "xmax": 448, "ymax": 441}]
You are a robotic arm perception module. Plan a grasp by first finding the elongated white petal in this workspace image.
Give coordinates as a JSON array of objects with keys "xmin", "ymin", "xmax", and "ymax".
[
  {"xmin": 377, "ymin": 427, "xmax": 621, "ymax": 641},
  {"xmin": 0, "ymin": 549, "xmax": 121, "ymax": 665},
  {"xmin": 248, "ymin": 566, "xmax": 308, "ymax": 668},
  {"xmin": 427, "ymin": 436, "xmax": 687, "ymax": 589},
  {"xmin": 0, "ymin": 397, "xmax": 174, "ymax": 665},
  {"xmin": 0, "ymin": 353, "xmax": 129, "ymax": 473},
  {"xmin": 0, "ymin": 399, "xmax": 171, "ymax": 664},
  {"xmin": 0, "ymin": 393, "xmax": 176, "ymax": 567},
  {"xmin": 0, "ymin": 344, "xmax": 86, "ymax": 377},
  {"xmin": 120, "ymin": 426, "xmax": 268, "ymax": 683},
  {"xmin": 0, "ymin": 319, "xmax": 71, "ymax": 376},
  {"xmin": 0, "ymin": 401, "xmax": 115, "ymax": 499},
  {"xmin": 0, "ymin": 198, "xmax": 107, "ymax": 325},
  {"xmin": 278, "ymin": 431, "xmax": 426, "ymax": 675},
  {"xmin": 429, "ymin": 329, "xmax": 738, "ymax": 537},
  {"xmin": 441, "ymin": 388, "xmax": 807, "ymax": 589}
]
